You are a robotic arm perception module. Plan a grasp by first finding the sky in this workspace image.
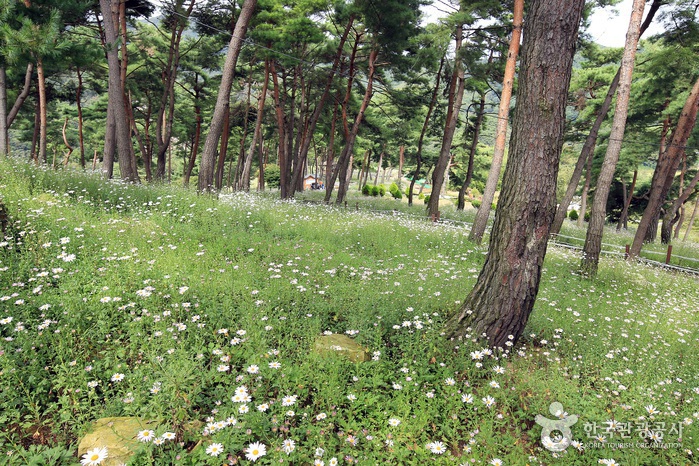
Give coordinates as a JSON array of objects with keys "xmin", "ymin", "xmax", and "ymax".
[
  {"xmin": 423, "ymin": 0, "xmax": 667, "ymax": 48},
  {"xmin": 587, "ymin": 0, "xmax": 666, "ymax": 47}
]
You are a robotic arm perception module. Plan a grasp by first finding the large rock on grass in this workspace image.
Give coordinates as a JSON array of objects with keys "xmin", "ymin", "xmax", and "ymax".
[
  {"xmin": 314, "ymin": 334, "xmax": 370, "ymax": 362},
  {"xmin": 78, "ymin": 417, "xmax": 159, "ymax": 466}
]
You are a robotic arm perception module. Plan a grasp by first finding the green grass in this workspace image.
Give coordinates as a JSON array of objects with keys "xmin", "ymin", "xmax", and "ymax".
[{"xmin": 1, "ymin": 158, "xmax": 698, "ymax": 465}]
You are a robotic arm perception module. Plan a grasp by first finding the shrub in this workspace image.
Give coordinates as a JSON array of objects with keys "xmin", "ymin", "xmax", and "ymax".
[
  {"xmin": 584, "ymin": 211, "xmax": 590, "ymax": 222},
  {"xmin": 370, "ymin": 185, "xmax": 380, "ymax": 197},
  {"xmin": 423, "ymin": 194, "xmax": 430, "ymax": 204},
  {"xmin": 418, "ymin": 193, "xmax": 425, "ymax": 200},
  {"xmin": 471, "ymin": 199, "xmax": 481, "ymax": 209},
  {"xmin": 568, "ymin": 209, "xmax": 579, "ymax": 221},
  {"xmin": 389, "ymin": 182, "xmax": 402, "ymax": 199},
  {"xmin": 378, "ymin": 184, "xmax": 386, "ymax": 197},
  {"xmin": 263, "ymin": 164, "xmax": 281, "ymax": 188},
  {"xmin": 362, "ymin": 184, "xmax": 371, "ymax": 196}
]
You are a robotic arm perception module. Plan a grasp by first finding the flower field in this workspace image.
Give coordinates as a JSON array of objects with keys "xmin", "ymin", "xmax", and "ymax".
[{"xmin": 1, "ymin": 159, "xmax": 698, "ymax": 465}]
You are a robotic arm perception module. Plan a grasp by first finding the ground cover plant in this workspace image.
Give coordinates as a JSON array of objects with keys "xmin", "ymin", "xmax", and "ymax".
[{"xmin": 1, "ymin": 159, "xmax": 699, "ymax": 465}]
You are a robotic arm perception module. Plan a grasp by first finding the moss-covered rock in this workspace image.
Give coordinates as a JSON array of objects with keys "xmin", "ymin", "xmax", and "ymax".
[{"xmin": 313, "ymin": 334, "xmax": 370, "ymax": 362}]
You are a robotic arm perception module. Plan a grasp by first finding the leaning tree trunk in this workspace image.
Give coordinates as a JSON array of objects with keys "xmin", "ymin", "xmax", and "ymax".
[
  {"xmin": 661, "ymin": 163, "xmax": 699, "ymax": 243},
  {"xmin": 617, "ymin": 170, "xmax": 637, "ymax": 230},
  {"xmin": 409, "ymin": 56, "xmax": 444, "ymax": 206},
  {"xmin": 468, "ymin": 0, "xmax": 523, "ymax": 243},
  {"xmin": 629, "ymin": 75, "xmax": 699, "ymax": 257},
  {"xmin": 445, "ymin": 0, "xmax": 585, "ymax": 349},
  {"xmin": 240, "ymin": 61, "xmax": 269, "ymax": 191},
  {"xmin": 683, "ymin": 196, "xmax": 699, "ymax": 241},
  {"xmin": 198, "ymin": 0, "xmax": 257, "ymax": 192},
  {"xmin": 581, "ymin": 0, "xmax": 645, "ymax": 276},
  {"xmin": 550, "ymin": 0, "xmax": 662, "ymax": 235},
  {"xmin": 427, "ymin": 21, "xmax": 465, "ymax": 219}
]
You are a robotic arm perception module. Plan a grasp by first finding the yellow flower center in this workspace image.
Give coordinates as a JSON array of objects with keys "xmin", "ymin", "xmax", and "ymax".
[
  {"xmin": 90, "ymin": 454, "xmax": 99, "ymax": 460},
  {"xmin": 252, "ymin": 449, "xmax": 259, "ymax": 455}
]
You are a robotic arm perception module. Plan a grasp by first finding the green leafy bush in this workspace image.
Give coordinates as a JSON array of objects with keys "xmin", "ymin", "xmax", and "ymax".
[
  {"xmin": 362, "ymin": 184, "xmax": 371, "ymax": 196},
  {"xmin": 263, "ymin": 164, "xmax": 281, "ymax": 188},
  {"xmin": 370, "ymin": 185, "xmax": 380, "ymax": 197},
  {"xmin": 423, "ymin": 194, "xmax": 430, "ymax": 204},
  {"xmin": 568, "ymin": 209, "xmax": 579, "ymax": 221},
  {"xmin": 389, "ymin": 182, "xmax": 402, "ymax": 199},
  {"xmin": 471, "ymin": 199, "xmax": 481, "ymax": 209},
  {"xmin": 378, "ymin": 184, "xmax": 386, "ymax": 197}
]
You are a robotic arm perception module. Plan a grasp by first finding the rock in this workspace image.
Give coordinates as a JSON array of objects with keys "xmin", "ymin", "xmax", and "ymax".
[
  {"xmin": 78, "ymin": 417, "xmax": 159, "ymax": 466},
  {"xmin": 313, "ymin": 334, "xmax": 370, "ymax": 362}
]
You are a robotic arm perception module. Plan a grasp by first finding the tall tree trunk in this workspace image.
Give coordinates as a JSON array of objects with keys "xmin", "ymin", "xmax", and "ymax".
[
  {"xmin": 428, "ymin": 20, "xmax": 467, "ymax": 219},
  {"xmin": 100, "ymin": 0, "xmax": 139, "ymax": 182},
  {"xmin": 629, "ymin": 75, "xmax": 699, "ymax": 257},
  {"xmin": 184, "ymin": 90, "xmax": 203, "ymax": 186},
  {"xmin": 550, "ymin": 0, "xmax": 661, "ymax": 235},
  {"xmin": 288, "ymin": 16, "xmax": 355, "ymax": 198},
  {"xmin": 581, "ymin": 0, "xmax": 645, "ymax": 276},
  {"xmin": 30, "ymin": 99, "xmax": 39, "ymax": 163},
  {"xmin": 232, "ymin": 63, "xmax": 254, "ymax": 190},
  {"xmin": 198, "ymin": 0, "xmax": 257, "ymax": 192},
  {"xmin": 469, "ymin": 0, "xmax": 523, "ymax": 242},
  {"xmin": 324, "ymin": 100, "xmax": 339, "ymax": 195},
  {"xmin": 445, "ymin": 0, "xmax": 584, "ymax": 348},
  {"xmin": 240, "ymin": 61, "xmax": 269, "ymax": 191},
  {"xmin": 6, "ymin": 63, "xmax": 34, "ymax": 129},
  {"xmin": 36, "ymin": 58, "xmax": 47, "ymax": 164},
  {"xmin": 270, "ymin": 61, "xmax": 288, "ymax": 195},
  {"xmin": 325, "ymin": 33, "xmax": 360, "ymax": 201},
  {"xmin": 156, "ymin": 0, "xmax": 194, "ymax": 181},
  {"xmin": 330, "ymin": 48, "xmax": 378, "ymax": 205},
  {"xmin": 0, "ymin": 67, "xmax": 7, "ymax": 156},
  {"xmin": 458, "ymin": 92, "xmax": 486, "ymax": 210},
  {"xmin": 374, "ymin": 147, "xmax": 384, "ymax": 185},
  {"xmin": 76, "ymin": 67, "xmax": 86, "ymax": 168},
  {"xmin": 409, "ymin": 56, "xmax": 444, "ymax": 206}
]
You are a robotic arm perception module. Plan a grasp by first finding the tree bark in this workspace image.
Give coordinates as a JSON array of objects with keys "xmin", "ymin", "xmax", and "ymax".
[
  {"xmin": 240, "ymin": 61, "xmax": 269, "ymax": 191},
  {"xmin": 550, "ymin": 0, "xmax": 662, "ymax": 235},
  {"xmin": 661, "ymin": 164, "xmax": 699, "ymax": 243},
  {"xmin": 37, "ymin": 58, "xmax": 48, "ymax": 164},
  {"xmin": 76, "ymin": 67, "xmax": 86, "ymax": 168},
  {"xmin": 458, "ymin": 92, "xmax": 486, "ymax": 210},
  {"xmin": 7, "ymin": 63, "xmax": 34, "ymax": 128},
  {"xmin": 581, "ymin": 0, "xmax": 645, "ymax": 276},
  {"xmin": 100, "ymin": 0, "xmax": 139, "ymax": 182},
  {"xmin": 198, "ymin": 0, "xmax": 257, "ymax": 192},
  {"xmin": 445, "ymin": 0, "xmax": 585, "ymax": 349},
  {"xmin": 0, "ymin": 67, "xmax": 7, "ymax": 156},
  {"xmin": 468, "ymin": 0, "xmax": 523, "ymax": 243},
  {"xmin": 629, "ymin": 75, "xmax": 699, "ymax": 257},
  {"xmin": 428, "ymin": 20, "xmax": 466, "ymax": 219}
]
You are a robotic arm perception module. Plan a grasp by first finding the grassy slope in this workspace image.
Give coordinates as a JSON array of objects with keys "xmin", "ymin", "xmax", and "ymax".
[{"xmin": 1, "ymin": 160, "xmax": 698, "ymax": 465}]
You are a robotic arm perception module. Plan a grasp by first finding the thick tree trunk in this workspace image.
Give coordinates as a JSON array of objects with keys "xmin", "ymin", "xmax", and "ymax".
[
  {"xmin": 100, "ymin": 0, "xmax": 139, "ymax": 182},
  {"xmin": 428, "ymin": 21, "xmax": 466, "ymax": 218},
  {"xmin": 550, "ymin": 0, "xmax": 661, "ymax": 235},
  {"xmin": 198, "ymin": 0, "xmax": 257, "ymax": 192},
  {"xmin": 270, "ymin": 61, "xmax": 288, "ymax": 196},
  {"xmin": 445, "ymin": 0, "xmax": 584, "ymax": 348},
  {"xmin": 629, "ymin": 75, "xmax": 699, "ymax": 257},
  {"xmin": 410, "ymin": 56, "xmax": 444, "ymax": 207},
  {"xmin": 233, "ymin": 68, "xmax": 254, "ymax": 190},
  {"xmin": 581, "ymin": 0, "xmax": 645, "ymax": 276},
  {"xmin": 183, "ymin": 97, "xmax": 203, "ymax": 186},
  {"xmin": 458, "ymin": 92, "xmax": 486, "ymax": 210},
  {"xmin": 468, "ymin": 0, "xmax": 523, "ymax": 242}
]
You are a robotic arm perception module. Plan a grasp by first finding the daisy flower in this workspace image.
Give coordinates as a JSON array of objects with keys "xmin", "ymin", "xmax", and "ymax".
[
  {"xmin": 244, "ymin": 441, "xmax": 267, "ymax": 462},
  {"xmin": 81, "ymin": 446, "xmax": 108, "ymax": 465},
  {"xmin": 282, "ymin": 438, "xmax": 296, "ymax": 455},
  {"xmin": 428, "ymin": 441, "xmax": 447, "ymax": 454},
  {"xmin": 206, "ymin": 442, "xmax": 224, "ymax": 457},
  {"xmin": 110, "ymin": 373, "xmax": 125, "ymax": 382},
  {"xmin": 136, "ymin": 430, "xmax": 155, "ymax": 442},
  {"xmin": 388, "ymin": 418, "xmax": 401, "ymax": 427}
]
